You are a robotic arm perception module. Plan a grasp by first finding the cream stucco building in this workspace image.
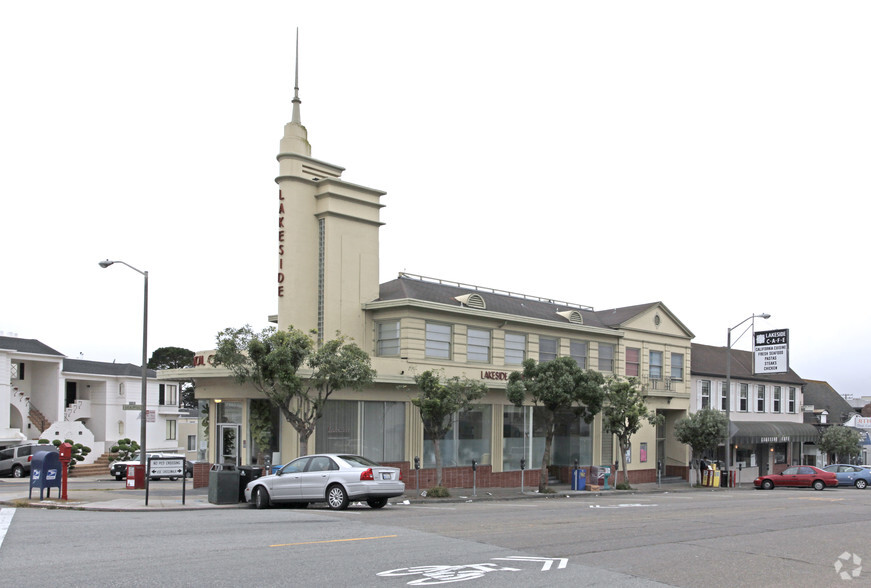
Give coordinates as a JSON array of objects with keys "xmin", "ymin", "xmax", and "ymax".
[{"xmin": 163, "ymin": 69, "xmax": 697, "ymax": 487}]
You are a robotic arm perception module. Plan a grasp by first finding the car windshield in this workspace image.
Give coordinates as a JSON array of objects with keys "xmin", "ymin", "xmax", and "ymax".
[{"xmin": 338, "ymin": 455, "xmax": 380, "ymax": 468}]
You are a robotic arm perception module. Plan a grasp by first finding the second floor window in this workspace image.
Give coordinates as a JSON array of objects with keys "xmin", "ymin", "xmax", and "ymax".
[
  {"xmin": 701, "ymin": 380, "xmax": 711, "ymax": 409},
  {"xmin": 649, "ymin": 351, "xmax": 663, "ymax": 380},
  {"xmin": 773, "ymin": 386, "xmax": 782, "ymax": 413},
  {"xmin": 426, "ymin": 323, "xmax": 451, "ymax": 359},
  {"xmin": 721, "ymin": 382, "xmax": 728, "ymax": 411},
  {"xmin": 467, "ymin": 328, "xmax": 491, "ymax": 362},
  {"xmin": 166, "ymin": 420, "xmax": 177, "ymax": 441},
  {"xmin": 671, "ymin": 353, "xmax": 684, "ymax": 380},
  {"xmin": 376, "ymin": 320, "xmax": 400, "ymax": 356},
  {"xmin": 739, "ymin": 383, "xmax": 749, "ymax": 411},
  {"xmin": 504, "ymin": 333, "xmax": 526, "ymax": 365},
  {"xmin": 598, "ymin": 343, "xmax": 614, "ymax": 372},
  {"xmin": 539, "ymin": 337, "xmax": 558, "ymax": 362},
  {"xmin": 757, "ymin": 385, "xmax": 766, "ymax": 412},
  {"xmin": 626, "ymin": 348, "xmax": 640, "ymax": 377},
  {"xmin": 570, "ymin": 340, "xmax": 587, "ymax": 369},
  {"xmin": 788, "ymin": 387, "xmax": 797, "ymax": 413}
]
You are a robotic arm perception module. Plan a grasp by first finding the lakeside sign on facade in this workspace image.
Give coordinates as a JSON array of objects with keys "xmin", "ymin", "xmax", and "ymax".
[{"xmin": 754, "ymin": 329, "xmax": 789, "ymax": 374}]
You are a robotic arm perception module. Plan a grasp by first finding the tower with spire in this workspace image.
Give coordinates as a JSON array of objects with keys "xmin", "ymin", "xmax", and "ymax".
[{"xmin": 275, "ymin": 31, "xmax": 386, "ymax": 345}]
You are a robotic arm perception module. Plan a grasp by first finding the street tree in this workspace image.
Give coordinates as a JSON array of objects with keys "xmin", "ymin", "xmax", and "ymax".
[
  {"xmin": 818, "ymin": 425, "xmax": 862, "ymax": 463},
  {"xmin": 674, "ymin": 408, "xmax": 728, "ymax": 483},
  {"xmin": 410, "ymin": 370, "xmax": 487, "ymax": 491},
  {"xmin": 507, "ymin": 357, "xmax": 606, "ymax": 493},
  {"xmin": 211, "ymin": 325, "xmax": 375, "ymax": 456},
  {"xmin": 602, "ymin": 378, "xmax": 663, "ymax": 489},
  {"xmin": 148, "ymin": 346, "xmax": 197, "ymax": 408}
]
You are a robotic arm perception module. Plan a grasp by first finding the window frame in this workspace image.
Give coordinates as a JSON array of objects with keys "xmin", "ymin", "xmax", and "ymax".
[
  {"xmin": 569, "ymin": 340, "xmax": 587, "ymax": 369},
  {"xmin": 625, "ymin": 347, "xmax": 640, "ymax": 378},
  {"xmin": 466, "ymin": 327, "xmax": 491, "ymax": 363},
  {"xmin": 166, "ymin": 419, "xmax": 177, "ymax": 441},
  {"xmin": 739, "ymin": 383, "xmax": 749, "ymax": 412},
  {"xmin": 671, "ymin": 353, "xmax": 684, "ymax": 381},
  {"xmin": 721, "ymin": 381, "xmax": 728, "ymax": 411},
  {"xmin": 598, "ymin": 343, "xmax": 614, "ymax": 372},
  {"xmin": 539, "ymin": 336, "xmax": 558, "ymax": 363},
  {"xmin": 773, "ymin": 386, "xmax": 782, "ymax": 413},
  {"xmin": 425, "ymin": 322, "xmax": 452, "ymax": 360},
  {"xmin": 504, "ymin": 332, "xmax": 526, "ymax": 366},
  {"xmin": 756, "ymin": 385, "xmax": 766, "ymax": 412},
  {"xmin": 701, "ymin": 380, "xmax": 711, "ymax": 409},
  {"xmin": 649, "ymin": 350, "xmax": 663, "ymax": 380},
  {"xmin": 376, "ymin": 319, "xmax": 401, "ymax": 357}
]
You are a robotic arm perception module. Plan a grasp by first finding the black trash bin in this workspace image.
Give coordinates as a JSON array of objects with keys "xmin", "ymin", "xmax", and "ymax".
[
  {"xmin": 208, "ymin": 464, "xmax": 241, "ymax": 504},
  {"xmin": 238, "ymin": 466, "xmax": 264, "ymax": 502}
]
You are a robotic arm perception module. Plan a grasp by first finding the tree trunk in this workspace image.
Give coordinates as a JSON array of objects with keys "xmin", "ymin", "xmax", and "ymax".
[
  {"xmin": 433, "ymin": 437, "xmax": 444, "ymax": 487},
  {"xmin": 298, "ymin": 433, "xmax": 310, "ymax": 457},
  {"xmin": 618, "ymin": 438, "xmax": 630, "ymax": 487},
  {"xmin": 539, "ymin": 415, "xmax": 555, "ymax": 493}
]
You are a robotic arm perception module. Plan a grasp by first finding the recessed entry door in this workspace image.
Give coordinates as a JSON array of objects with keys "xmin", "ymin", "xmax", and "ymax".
[{"xmin": 218, "ymin": 424, "xmax": 241, "ymax": 467}]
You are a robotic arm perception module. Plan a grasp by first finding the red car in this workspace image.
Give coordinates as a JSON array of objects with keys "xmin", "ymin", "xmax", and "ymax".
[{"xmin": 754, "ymin": 466, "xmax": 839, "ymax": 490}]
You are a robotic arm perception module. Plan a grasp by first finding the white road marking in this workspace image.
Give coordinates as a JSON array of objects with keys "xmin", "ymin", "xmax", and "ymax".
[{"xmin": 0, "ymin": 508, "xmax": 16, "ymax": 550}]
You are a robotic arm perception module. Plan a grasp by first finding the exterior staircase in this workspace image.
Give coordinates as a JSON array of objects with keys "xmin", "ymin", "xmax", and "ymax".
[
  {"xmin": 29, "ymin": 406, "xmax": 51, "ymax": 433},
  {"xmin": 68, "ymin": 452, "xmax": 117, "ymax": 478}
]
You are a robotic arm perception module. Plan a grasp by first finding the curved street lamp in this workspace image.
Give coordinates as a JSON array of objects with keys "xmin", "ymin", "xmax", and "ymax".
[
  {"xmin": 99, "ymin": 260, "xmax": 148, "ymax": 469},
  {"xmin": 725, "ymin": 312, "xmax": 771, "ymax": 479}
]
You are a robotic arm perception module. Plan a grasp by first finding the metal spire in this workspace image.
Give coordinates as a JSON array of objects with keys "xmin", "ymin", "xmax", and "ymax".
[{"xmin": 291, "ymin": 28, "xmax": 301, "ymax": 124}]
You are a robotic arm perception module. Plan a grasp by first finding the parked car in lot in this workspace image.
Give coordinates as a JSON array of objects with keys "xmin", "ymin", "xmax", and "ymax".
[
  {"xmin": 244, "ymin": 454, "xmax": 405, "ymax": 510},
  {"xmin": 110, "ymin": 452, "xmax": 184, "ymax": 480},
  {"xmin": 754, "ymin": 465, "xmax": 838, "ymax": 490},
  {"xmin": 822, "ymin": 464, "xmax": 871, "ymax": 489},
  {"xmin": 0, "ymin": 443, "xmax": 58, "ymax": 478}
]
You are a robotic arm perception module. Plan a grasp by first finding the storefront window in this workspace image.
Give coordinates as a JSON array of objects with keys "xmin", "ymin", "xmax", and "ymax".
[
  {"xmin": 424, "ymin": 406, "xmax": 491, "ymax": 468},
  {"xmin": 316, "ymin": 400, "xmax": 405, "ymax": 461},
  {"xmin": 216, "ymin": 401, "xmax": 242, "ymax": 423},
  {"xmin": 249, "ymin": 399, "xmax": 280, "ymax": 467},
  {"xmin": 502, "ymin": 406, "xmax": 591, "ymax": 470}
]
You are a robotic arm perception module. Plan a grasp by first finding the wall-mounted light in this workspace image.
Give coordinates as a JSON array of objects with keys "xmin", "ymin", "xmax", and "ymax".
[{"xmin": 215, "ymin": 399, "xmax": 222, "ymax": 403}]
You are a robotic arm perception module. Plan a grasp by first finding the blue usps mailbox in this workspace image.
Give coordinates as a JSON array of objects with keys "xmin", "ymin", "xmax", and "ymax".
[{"xmin": 29, "ymin": 450, "xmax": 63, "ymax": 500}]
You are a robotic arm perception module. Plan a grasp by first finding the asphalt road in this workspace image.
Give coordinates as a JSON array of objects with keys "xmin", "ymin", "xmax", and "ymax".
[{"xmin": 2, "ymin": 487, "xmax": 870, "ymax": 587}]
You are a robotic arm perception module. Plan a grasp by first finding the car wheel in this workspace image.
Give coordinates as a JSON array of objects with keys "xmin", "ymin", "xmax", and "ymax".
[
  {"xmin": 254, "ymin": 486, "xmax": 270, "ymax": 509},
  {"xmin": 762, "ymin": 479, "xmax": 774, "ymax": 490},
  {"xmin": 856, "ymin": 479, "xmax": 868, "ymax": 490},
  {"xmin": 115, "ymin": 474, "xmax": 124, "ymax": 481},
  {"xmin": 327, "ymin": 484, "xmax": 349, "ymax": 510},
  {"xmin": 813, "ymin": 480, "xmax": 826, "ymax": 491},
  {"xmin": 11, "ymin": 465, "xmax": 24, "ymax": 478},
  {"xmin": 170, "ymin": 477, "xmax": 178, "ymax": 481},
  {"xmin": 367, "ymin": 497, "xmax": 388, "ymax": 509}
]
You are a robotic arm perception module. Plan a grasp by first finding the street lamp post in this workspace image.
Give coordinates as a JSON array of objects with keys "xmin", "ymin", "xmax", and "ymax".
[
  {"xmin": 99, "ymin": 259, "xmax": 148, "ymax": 468},
  {"xmin": 725, "ymin": 312, "xmax": 770, "ymax": 480}
]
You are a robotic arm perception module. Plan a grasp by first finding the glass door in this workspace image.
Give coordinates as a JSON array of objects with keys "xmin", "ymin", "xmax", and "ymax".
[{"xmin": 218, "ymin": 424, "xmax": 241, "ymax": 466}]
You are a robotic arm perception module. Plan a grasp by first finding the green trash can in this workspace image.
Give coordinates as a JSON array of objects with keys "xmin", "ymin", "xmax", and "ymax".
[{"xmin": 208, "ymin": 464, "xmax": 241, "ymax": 504}]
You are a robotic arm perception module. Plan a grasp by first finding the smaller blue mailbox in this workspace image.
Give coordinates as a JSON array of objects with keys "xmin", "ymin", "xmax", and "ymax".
[{"xmin": 29, "ymin": 450, "xmax": 63, "ymax": 500}]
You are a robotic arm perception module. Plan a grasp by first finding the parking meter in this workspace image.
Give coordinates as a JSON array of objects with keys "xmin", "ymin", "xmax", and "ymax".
[
  {"xmin": 520, "ymin": 458, "xmax": 526, "ymax": 470},
  {"xmin": 520, "ymin": 458, "xmax": 526, "ymax": 494},
  {"xmin": 414, "ymin": 456, "xmax": 420, "ymax": 494},
  {"xmin": 414, "ymin": 456, "xmax": 420, "ymax": 470}
]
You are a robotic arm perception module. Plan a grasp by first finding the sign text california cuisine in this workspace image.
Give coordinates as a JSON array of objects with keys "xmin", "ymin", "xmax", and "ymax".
[{"xmin": 753, "ymin": 329, "xmax": 789, "ymax": 374}]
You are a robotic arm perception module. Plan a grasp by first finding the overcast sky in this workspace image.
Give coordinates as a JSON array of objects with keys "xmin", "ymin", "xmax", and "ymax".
[{"xmin": 2, "ymin": 2, "xmax": 868, "ymax": 397}]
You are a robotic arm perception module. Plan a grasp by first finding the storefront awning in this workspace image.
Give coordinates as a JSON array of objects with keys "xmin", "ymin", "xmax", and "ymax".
[{"xmin": 732, "ymin": 421, "xmax": 820, "ymax": 444}]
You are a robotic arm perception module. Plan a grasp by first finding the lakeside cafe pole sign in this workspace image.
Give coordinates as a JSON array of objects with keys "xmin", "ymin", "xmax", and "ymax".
[{"xmin": 753, "ymin": 329, "xmax": 789, "ymax": 374}]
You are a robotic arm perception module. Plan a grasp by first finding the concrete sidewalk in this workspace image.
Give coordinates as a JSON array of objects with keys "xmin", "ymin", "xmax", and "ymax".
[{"xmin": 0, "ymin": 476, "xmax": 712, "ymax": 512}]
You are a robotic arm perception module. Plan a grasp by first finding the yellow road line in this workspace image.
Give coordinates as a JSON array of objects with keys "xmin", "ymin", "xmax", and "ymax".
[{"xmin": 271, "ymin": 534, "xmax": 397, "ymax": 548}]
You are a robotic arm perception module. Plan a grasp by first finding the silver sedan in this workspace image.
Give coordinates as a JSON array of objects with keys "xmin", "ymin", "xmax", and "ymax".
[{"xmin": 244, "ymin": 454, "xmax": 405, "ymax": 510}]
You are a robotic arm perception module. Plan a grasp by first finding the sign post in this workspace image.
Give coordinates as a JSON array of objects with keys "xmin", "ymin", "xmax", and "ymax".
[{"xmin": 145, "ymin": 456, "xmax": 186, "ymax": 506}]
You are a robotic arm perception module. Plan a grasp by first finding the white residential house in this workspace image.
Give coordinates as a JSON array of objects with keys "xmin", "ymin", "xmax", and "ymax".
[{"xmin": 1, "ymin": 335, "xmax": 185, "ymax": 462}]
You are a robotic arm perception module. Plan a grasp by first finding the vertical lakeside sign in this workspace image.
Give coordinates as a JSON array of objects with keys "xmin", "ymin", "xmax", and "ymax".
[{"xmin": 754, "ymin": 329, "xmax": 789, "ymax": 374}]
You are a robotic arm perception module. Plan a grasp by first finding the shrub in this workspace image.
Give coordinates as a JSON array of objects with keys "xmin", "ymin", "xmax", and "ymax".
[{"xmin": 427, "ymin": 486, "xmax": 450, "ymax": 498}]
